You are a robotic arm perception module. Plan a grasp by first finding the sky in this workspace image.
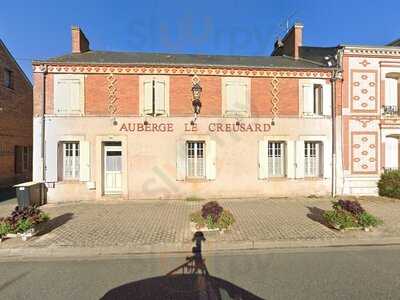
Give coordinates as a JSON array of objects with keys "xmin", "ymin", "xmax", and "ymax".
[{"xmin": 0, "ymin": 0, "xmax": 399, "ymax": 81}]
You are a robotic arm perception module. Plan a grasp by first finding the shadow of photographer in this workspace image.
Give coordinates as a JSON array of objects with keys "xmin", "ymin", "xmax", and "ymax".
[{"xmin": 100, "ymin": 231, "xmax": 264, "ymax": 300}]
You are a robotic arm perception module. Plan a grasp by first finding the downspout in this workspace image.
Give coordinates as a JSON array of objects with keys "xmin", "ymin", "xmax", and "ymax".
[{"xmin": 41, "ymin": 65, "xmax": 47, "ymax": 182}]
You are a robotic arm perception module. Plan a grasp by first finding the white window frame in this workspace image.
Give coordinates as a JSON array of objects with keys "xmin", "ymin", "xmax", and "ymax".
[
  {"xmin": 300, "ymin": 79, "xmax": 331, "ymax": 117},
  {"xmin": 53, "ymin": 74, "xmax": 85, "ymax": 115},
  {"xmin": 186, "ymin": 141, "xmax": 206, "ymax": 179},
  {"xmin": 62, "ymin": 142, "xmax": 80, "ymax": 180},
  {"xmin": 304, "ymin": 141, "xmax": 323, "ymax": 177},
  {"xmin": 222, "ymin": 77, "xmax": 251, "ymax": 117},
  {"xmin": 139, "ymin": 75, "xmax": 169, "ymax": 116},
  {"xmin": 267, "ymin": 141, "xmax": 286, "ymax": 177}
]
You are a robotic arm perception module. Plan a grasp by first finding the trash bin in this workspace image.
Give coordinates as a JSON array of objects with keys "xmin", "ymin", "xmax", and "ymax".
[{"xmin": 14, "ymin": 182, "xmax": 46, "ymax": 207}]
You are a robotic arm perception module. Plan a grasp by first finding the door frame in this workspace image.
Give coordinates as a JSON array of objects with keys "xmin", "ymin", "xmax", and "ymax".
[
  {"xmin": 103, "ymin": 144, "xmax": 123, "ymax": 195},
  {"xmin": 96, "ymin": 136, "xmax": 128, "ymax": 200}
]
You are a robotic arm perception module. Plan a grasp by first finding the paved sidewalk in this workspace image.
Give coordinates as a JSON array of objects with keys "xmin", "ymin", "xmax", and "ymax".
[{"xmin": 1, "ymin": 197, "xmax": 400, "ymax": 258}]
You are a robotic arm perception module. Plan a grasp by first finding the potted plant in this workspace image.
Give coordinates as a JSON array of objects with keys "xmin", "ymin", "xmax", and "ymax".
[{"xmin": 190, "ymin": 201, "xmax": 235, "ymax": 232}]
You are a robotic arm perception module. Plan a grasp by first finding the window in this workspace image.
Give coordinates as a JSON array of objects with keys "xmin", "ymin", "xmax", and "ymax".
[
  {"xmin": 302, "ymin": 81, "xmax": 331, "ymax": 116},
  {"xmin": 313, "ymin": 84, "xmax": 323, "ymax": 115},
  {"xmin": 268, "ymin": 142, "xmax": 285, "ymax": 177},
  {"xmin": 14, "ymin": 146, "xmax": 31, "ymax": 174},
  {"xmin": 54, "ymin": 74, "xmax": 84, "ymax": 115},
  {"xmin": 4, "ymin": 68, "xmax": 14, "ymax": 89},
  {"xmin": 62, "ymin": 142, "xmax": 80, "ymax": 180},
  {"xmin": 384, "ymin": 74, "xmax": 400, "ymax": 112},
  {"xmin": 304, "ymin": 142, "xmax": 323, "ymax": 177},
  {"xmin": 223, "ymin": 77, "xmax": 250, "ymax": 116},
  {"xmin": 141, "ymin": 76, "xmax": 169, "ymax": 116},
  {"xmin": 186, "ymin": 141, "xmax": 205, "ymax": 179}
]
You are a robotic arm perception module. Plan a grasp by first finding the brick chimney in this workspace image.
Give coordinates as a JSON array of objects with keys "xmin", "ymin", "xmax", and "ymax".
[
  {"xmin": 71, "ymin": 26, "xmax": 90, "ymax": 53},
  {"xmin": 271, "ymin": 23, "xmax": 303, "ymax": 59}
]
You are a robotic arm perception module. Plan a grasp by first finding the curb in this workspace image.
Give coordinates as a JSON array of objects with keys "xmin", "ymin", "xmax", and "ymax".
[{"xmin": 2, "ymin": 237, "xmax": 400, "ymax": 260}]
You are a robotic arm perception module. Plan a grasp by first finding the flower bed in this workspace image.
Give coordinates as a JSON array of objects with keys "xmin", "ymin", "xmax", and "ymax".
[
  {"xmin": 0, "ymin": 206, "xmax": 50, "ymax": 242},
  {"xmin": 323, "ymin": 199, "xmax": 382, "ymax": 231},
  {"xmin": 190, "ymin": 201, "xmax": 235, "ymax": 232}
]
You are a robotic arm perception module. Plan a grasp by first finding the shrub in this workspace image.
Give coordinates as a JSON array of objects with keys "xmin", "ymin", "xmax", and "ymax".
[
  {"xmin": 201, "ymin": 201, "xmax": 223, "ymax": 223},
  {"xmin": 358, "ymin": 212, "xmax": 382, "ymax": 228},
  {"xmin": 216, "ymin": 210, "xmax": 235, "ymax": 230},
  {"xmin": 333, "ymin": 199, "xmax": 365, "ymax": 216},
  {"xmin": 324, "ymin": 210, "xmax": 358, "ymax": 229},
  {"xmin": 378, "ymin": 169, "xmax": 400, "ymax": 198},
  {"xmin": 15, "ymin": 219, "xmax": 33, "ymax": 233},
  {"xmin": 0, "ymin": 221, "xmax": 11, "ymax": 238},
  {"xmin": 190, "ymin": 212, "xmax": 206, "ymax": 228},
  {"xmin": 0, "ymin": 206, "xmax": 50, "ymax": 234}
]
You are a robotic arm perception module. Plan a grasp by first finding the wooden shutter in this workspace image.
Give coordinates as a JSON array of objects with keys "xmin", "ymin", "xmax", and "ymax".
[
  {"xmin": 385, "ymin": 137, "xmax": 399, "ymax": 169},
  {"xmin": 286, "ymin": 140, "xmax": 295, "ymax": 179},
  {"xmin": 154, "ymin": 79, "xmax": 166, "ymax": 115},
  {"xmin": 54, "ymin": 79, "xmax": 70, "ymax": 114},
  {"xmin": 225, "ymin": 81, "xmax": 236, "ymax": 113},
  {"xmin": 323, "ymin": 140, "xmax": 332, "ymax": 179},
  {"xmin": 322, "ymin": 83, "xmax": 332, "ymax": 116},
  {"xmin": 385, "ymin": 78, "xmax": 398, "ymax": 106},
  {"xmin": 206, "ymin": 140, "xmax": 217, "ymax": 180},
  {"xmin": 69, "ymin": 79, "xmax": 82, "ymax": 113},
  {"xmin": 143, "ymin": 79, "xmax": 153, "ymax": 115},
  {"xmin": 46, "ymin": 140, "xmax": 58, "ymax": 182},
  {"xmin": 295, "ymin": 140, "xmax": 305, "ymax": 178},
  {"xmin": 302, "ymin": 84, "xmax": 314, "ymax": 115},
  {"xmin": 176, "ymin": 140, "xmax": 187, "ymax": 180},
  {"xmin": 236, "ymin": 82, "xmax": 247, "ymax": 113},
  {"xmin": 79, "ymin": 141, "xmax": 90, "ymax": 182},
  {"xmin": 258, "ymin": 140, "xmax": 268, "ymax": 179}
]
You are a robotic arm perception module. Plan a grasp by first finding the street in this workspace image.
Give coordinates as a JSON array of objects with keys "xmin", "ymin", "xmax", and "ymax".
[{"xmin": 0, "ymin": 245, "xmax": 399, "ymax": 299}]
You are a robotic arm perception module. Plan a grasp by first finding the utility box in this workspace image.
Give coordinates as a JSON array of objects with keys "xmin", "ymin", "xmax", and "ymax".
[{"xmin": 14, "ymin": 182, "xmax": 46, "ymax": 207}]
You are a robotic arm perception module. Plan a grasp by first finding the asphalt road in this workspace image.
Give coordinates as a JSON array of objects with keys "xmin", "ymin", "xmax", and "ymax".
[{"xmin": 0, "ymin": 245, "xmax": 400, "ymax": 300}]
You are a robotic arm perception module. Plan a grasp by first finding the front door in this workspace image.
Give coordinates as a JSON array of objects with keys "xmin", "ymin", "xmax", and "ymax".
[{"xmin": 104, "ymin": 144, "xmax": 122, "ymax": 194}]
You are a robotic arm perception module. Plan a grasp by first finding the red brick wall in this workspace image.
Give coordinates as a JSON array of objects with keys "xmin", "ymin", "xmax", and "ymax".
[
  {"xmin": 42, "ymin": 72, "xmax": 303, "ymax": 117},
  {"xmin": 0, "ymin": 43, "xmax": 33, "ymax": 186}
]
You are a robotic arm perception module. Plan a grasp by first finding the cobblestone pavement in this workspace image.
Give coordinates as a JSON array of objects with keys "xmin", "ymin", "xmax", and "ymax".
[{"xmin": 1, "ymin": 197, "xmax": 400, "ymax": 250}]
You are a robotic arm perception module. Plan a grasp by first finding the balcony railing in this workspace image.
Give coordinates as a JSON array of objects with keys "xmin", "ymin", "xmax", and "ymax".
[{"xmin": 382, "ymin": 105, "xmax": 400, "ymax": 116}]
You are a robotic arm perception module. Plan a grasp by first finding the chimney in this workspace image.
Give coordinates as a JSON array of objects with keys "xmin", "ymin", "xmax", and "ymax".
[
  {"xmin": 71, "ymin": 26, "xmax": 90, "ymax": 53},
  {"xmin": 271, "ymin": 23, "xmax": 303, "ymax": 59}
]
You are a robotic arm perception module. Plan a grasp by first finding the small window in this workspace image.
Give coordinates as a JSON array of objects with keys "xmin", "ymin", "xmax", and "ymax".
[
  {"xmin": 223, "ymin": 77, "xmax": 250, "ymax": 116},
  {"xmin": 268, "ymin": 141, "xmax": 286, "ymax": 177},
  {"xmin": 303, "ymin": 83, "xmax": 324, "ymax": 116},
  {"xmin": 54, "ymin": 75, "xmax": 84, "ymax": 115},
  {"xmin": 62, "ymin": 142, "xmax": 80, "ymax": 180},
  {"xmin": 4, "ymin": 68, "xmax": 14, "ymax": 89},
  {"xmin": 304, "ymin": 141, "xmax": 323, "ymax": 177},
  {"xmin": 186, "ymin": 141, "xmax": 205, "ymax": 179},
  {"xmin": 313, "ymin": 84, "xmax": 323, "ymax": 115},
  {"xmin": 142, "ymin": 76, "xmax": 168, "ymax": 116}
]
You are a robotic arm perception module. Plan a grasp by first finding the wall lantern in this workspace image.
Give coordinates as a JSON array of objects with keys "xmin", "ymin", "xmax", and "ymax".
[{"xmin": 191, "ymin": 82, "xmax": 202, "ymax": 115}]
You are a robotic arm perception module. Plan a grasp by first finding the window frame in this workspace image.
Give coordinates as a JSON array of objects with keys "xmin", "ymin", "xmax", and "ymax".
[
  {"xmin": 139, "ymin": 75, "xmax": 169, "ymax": 117},
  {"xmin": 300, "ymin": 79, "xmax": 330, "ymax": 117},
  {"xmin": 304, "ymin": 141, "xmax": 323, "ymax": 178},
  {"xmin": 186, "ymin": 140, "xmax": 206, "ymax": 179},
  {"xmin": 267, "ymin": 141, "xmax": 286, "ymax": 177},
  {"xmin": 222, "ymin": 77, "xmax": 251, "ymax": 117},
  {"xmin": 3, "ymin": 68, "xmax": 14, "ymax": 89},
  {"xmin": 62, "ymin": 141, "xmax": 80, "ymax": 181},
  {"xmin": 53, "ymin": 74, "xmax": 85, "ymax": 116}
]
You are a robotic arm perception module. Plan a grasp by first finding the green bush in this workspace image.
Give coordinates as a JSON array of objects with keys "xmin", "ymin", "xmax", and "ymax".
[
  {"xmin": 323, "ymin": 210, "xmax": 358, "ymax": 229},
  {"xmin": 0, "ymin": 222, "xmax": 12, "ymax": 237},
  {"xmin": 358, "ymin": 212, "xmax": 382, "ymax": 228},
  {"xmin": 378, "ymin": 169, "xmax": 400, "ymax": 198},
  {"xmin": 217, "ymin": 210, "xmax": 235, "ymax": 230},
  {"xmin": 190, "ymin": 212, "xmax": 206, "ymax": 228},
  {"xmin": 15, "ymin": 219, "xmax": 33, "ymax": 233},
  {"xmin": 190, "ymin": 206, "xmax": 235, "ymax": 231}
]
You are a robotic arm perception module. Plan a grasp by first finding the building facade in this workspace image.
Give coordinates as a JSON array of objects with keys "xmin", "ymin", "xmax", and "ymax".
[
  {"xmin": 0, "ymin": 40, "xmax": 33, "ymax": 188},
  {"xmin": 32, "ymin": 26, "xmax": 337, "ymax": 202}
]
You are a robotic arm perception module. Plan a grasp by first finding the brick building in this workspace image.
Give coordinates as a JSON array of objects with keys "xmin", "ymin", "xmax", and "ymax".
[
  {"xmin": 32, "ymin": 25, "xmax": 337, "ymax": 202},
  {"xmin": 0, "ymin": 40, "xmax": 33, "ymax": 188}
]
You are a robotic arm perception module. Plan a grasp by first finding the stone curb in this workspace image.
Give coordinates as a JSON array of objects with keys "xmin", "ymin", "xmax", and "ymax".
[{"xmin": 2, "ymin": 237, "xmax": 400, "ymax": 260}]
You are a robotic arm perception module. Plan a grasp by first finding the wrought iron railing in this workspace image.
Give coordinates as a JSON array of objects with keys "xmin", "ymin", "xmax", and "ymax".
[{"xmin": 382, "ymin": 105, "xmax": 400, "ymax": 116}]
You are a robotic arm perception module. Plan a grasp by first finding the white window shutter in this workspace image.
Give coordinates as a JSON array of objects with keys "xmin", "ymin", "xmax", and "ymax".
[
  {"xmin": 69, "ymin": 79, "xmax": 82, "ymax": 113},
  {"xmin": 143, "ymin": 79, "xmax": 153, "ymax": 115},
  {"xmin": 79, "ymin": 141, "xmax": 90, "ymax": 182},
  {"xmin": 295, "ymin": 140, "xmax": 305, "ymax": 178},
  {"xmin": 287, "ymin": 140, "xmax": 295, "ymax": 179},
  {"xmin": 54, "ymin": 80, "xmax": 69, "ymax": 114},
  {"xmin": 236, "ymin": 83, "xmax": 247, "ymax": 113},
  {"xmin": 385, "ymin": 138, "xmax": 399, "ymax": 169},
  {"xmin": 322, "ymin": 83, "xmax": 332, "ymax": 116},
  {"xmin": 302, "ymin": 84, "xmax": 314, "ymax": 115},
  {"xmin": 323, "ymin": 141, "xmax": 332, "ymax": 179},
  {"xmin": 46, "ymin": 140, "xmax": 58, "ymax": 182},
  {"xmin": 385, "ymin": 78, "xmax": 398, "ymax": 106},
  {"xmin": 225, "ymin": 82, "xmax": 236, "ymax": 113},
  {"xmin": 176, "ymin": 140, "xmax": 186, "ymax": 181},
  {"xmin": 206, "ymin": 140, "xmax": 217, "ymax": 180},
  {"xmin": 258, "ymin": 140, "xmax": 268, "ymax": 179},
  {"xmin": 154, "ymin": 80, "xmax": 166, "ymax": 115}
]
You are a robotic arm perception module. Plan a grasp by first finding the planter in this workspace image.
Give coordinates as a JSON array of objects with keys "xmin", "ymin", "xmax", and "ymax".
[
  {"xmin": 331, "ymin": 224, "xmax": 372, "ymax": 232},
  {"xmin": 190, "ymin": 222, "xmax": 227, "ymax": 233},
  {"xmin": 6, "ymin": 233, "xmax": 18, "ymax": 238}
]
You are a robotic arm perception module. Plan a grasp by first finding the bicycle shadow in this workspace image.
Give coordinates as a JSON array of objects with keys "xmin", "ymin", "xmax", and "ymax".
[{"xmin": 100, "ymin": 231, "xmax": 265, "ymax": 300}]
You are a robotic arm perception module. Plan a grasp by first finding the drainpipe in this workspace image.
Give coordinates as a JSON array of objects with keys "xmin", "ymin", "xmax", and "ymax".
[{"xmin": 41, "ymin": 65, "xmax": 47, "ymax": 182}]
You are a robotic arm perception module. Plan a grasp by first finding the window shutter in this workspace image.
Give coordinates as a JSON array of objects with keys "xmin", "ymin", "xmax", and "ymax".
[
  {"xmin": 258, "ymin": 140, "xmax": 268, "ymax": 179},
  {"xmin": 385, "ymin": 138, "xmax": 399, "ymax": 169},
  {"xmin": 46, "ymin": 140, "xmax": 58, "ymax": 182},
  {"xmin": 323, "ymin": 140, "xmax": 331, "ymax": 179},
  {"xmin": 69, "ymin": 79, "xmax": 82, "ymax": 113},
  {"xmin": 79, "ymin": 141, "xmax": 90, "ymax": 182},
  {"xmin": 206, "ymin": 140, "xmax": 217, "ymax": 180},
  {"xmin": 385, "ymin": 78, "xmax": 398, "ymax": 106},
  {"xmin": 143, "ymin": 79, "xmax": 153, "ymax": 115},
  {"xmin": 176, "ymin": 140, "xmax": 186, "ymax": 180},
  {"xmin": 225, "ymin": 81, "xmax": 236, "ymax": 113},
  {"xmin": 286, "ymin": 140, "xmax": 295, "ymax": 179},
  {"xmin": 295, "ymin": 140, "xmax": 305, "ymax": 178},
  {"xmin": 154, "ymin": 79, "xmax": 166, "ymax": 115},
  {"xmin": 322, "ymin": 83, "xmax": 332, "ymax": 116},
  {"xmin": 54, "ymin": 80, "xmax": 70, "ymax": 114},
  {"xmin": 236, "ymin": 83, "xmax": 247, "ymax": 113},
  {"xmin": 302, "ymin": 84, "xmax": 314, "ymax": 115}
]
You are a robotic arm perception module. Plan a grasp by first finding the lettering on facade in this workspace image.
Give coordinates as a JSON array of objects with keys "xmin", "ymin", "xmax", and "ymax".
[{"xmin": 119, "ymin": 122, "xmax": 271, "ymax": 133}]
